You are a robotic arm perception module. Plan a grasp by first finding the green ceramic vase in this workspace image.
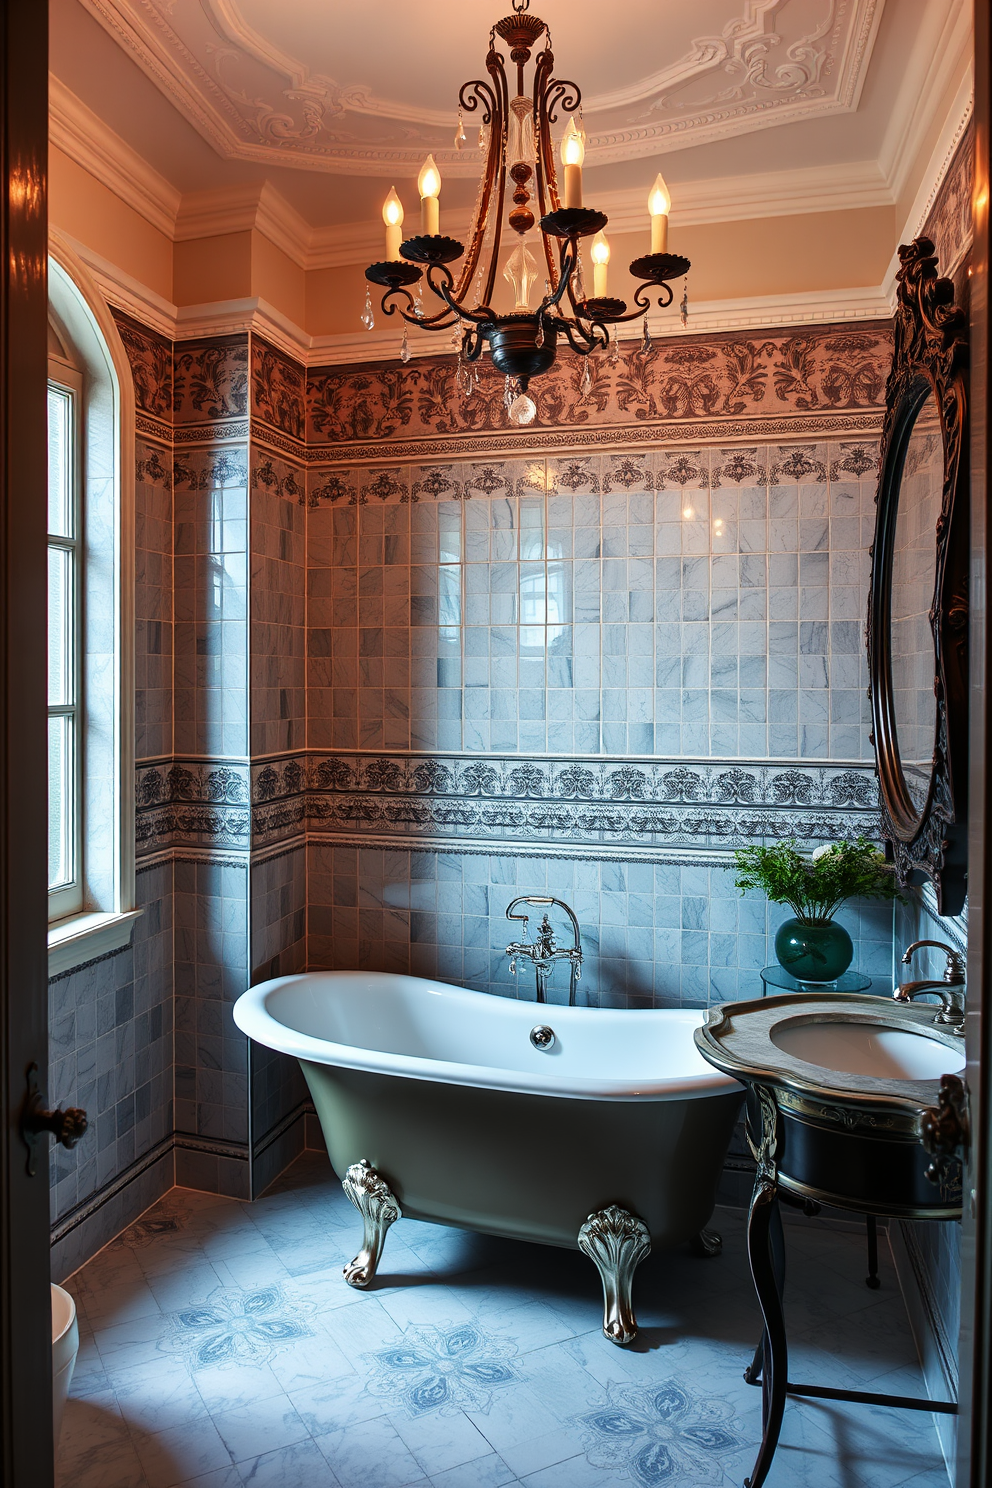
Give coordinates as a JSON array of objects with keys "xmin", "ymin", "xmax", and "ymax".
[{"xmin": 774, "ymin": 916, "xmax": 854, "ymax": 983}]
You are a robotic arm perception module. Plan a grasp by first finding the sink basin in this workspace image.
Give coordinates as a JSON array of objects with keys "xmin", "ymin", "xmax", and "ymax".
[{"xmin": 770, "ymin": 1019, "xmax": 966, "ymax": 1081}]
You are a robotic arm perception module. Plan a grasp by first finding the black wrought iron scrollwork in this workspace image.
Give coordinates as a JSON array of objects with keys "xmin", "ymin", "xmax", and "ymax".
[
  {"xmin": 920, "ymin": 1073, "xmax": 969, "ymax": 1186},
  {"xmin": 867, "ymin": 237, "xmax": 969, "ymax": 915}
]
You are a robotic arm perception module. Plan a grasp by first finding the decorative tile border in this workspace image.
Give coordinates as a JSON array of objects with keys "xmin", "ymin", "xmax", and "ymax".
[
  {"xmin": 304, "ymin": 323, "xmax": 892, "ymax": 460},
  {"xmin": 136, "ymin": 760, "xmax": 251, "ymax": 853},
  {"xmin": 139, "ymin": 753, "xmax": 879, "ymax": 857}
]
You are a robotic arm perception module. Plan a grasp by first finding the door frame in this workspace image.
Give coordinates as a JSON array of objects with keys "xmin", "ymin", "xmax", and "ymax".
[
  {"xmin": 957, "ymin": 4, "xmax": 992, "ymax": 1482},
  {"xmin": 0, "ymin": 2, "xmax": 53, "ymax": 1483}
]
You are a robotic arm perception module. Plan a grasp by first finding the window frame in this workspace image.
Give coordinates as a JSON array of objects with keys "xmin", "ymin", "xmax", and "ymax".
[
  {"xmin": 47, "ymin": 360, "xmax": 84, "ymax": 923},
  {"xmin": 47, "ymin": 243, "xmax": 141, "ymax": 976}
]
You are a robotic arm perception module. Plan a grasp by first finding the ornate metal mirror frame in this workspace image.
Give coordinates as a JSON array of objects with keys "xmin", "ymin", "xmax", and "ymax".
[{"xmin": 868, "ymin": 237, "xmax": 969, "ymax": 915}]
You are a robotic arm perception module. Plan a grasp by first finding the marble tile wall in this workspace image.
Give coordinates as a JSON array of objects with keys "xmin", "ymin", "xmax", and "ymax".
[
  {"xmin": 306, "ymin": 441, "xmax": 878, "ymax": 761},
  {"xmin": 173, "ymin": 447, "xmax": 250, "ymax": 759},
  {"xmin": 307, "ymin": 843, "xmax": 895, "ymax": 1008},
  {"xmin": 250, "ymin": 847, "xmax": 309, "ymax": 1195},
  {"xmin": 49, "ymin": 860, "xmax": 174, "ymax": 1273},
  {"xmin": 250, "ymin": 454, "xmax": 307, "ymax": 757},
  {"xmin": 134, "ymin": 440, "xmax": 173, "ymax": 761}
]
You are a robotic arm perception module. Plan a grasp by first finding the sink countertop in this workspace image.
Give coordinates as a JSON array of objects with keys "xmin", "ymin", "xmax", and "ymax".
[{"xmin": 695, "ymin": 990, "xmax": 965, "ymax": 1114}]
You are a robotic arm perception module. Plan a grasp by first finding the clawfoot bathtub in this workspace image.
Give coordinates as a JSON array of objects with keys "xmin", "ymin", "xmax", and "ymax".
[{"xmin": 234, "ymin": 972, "xmax": 743, "ymax": 1344}]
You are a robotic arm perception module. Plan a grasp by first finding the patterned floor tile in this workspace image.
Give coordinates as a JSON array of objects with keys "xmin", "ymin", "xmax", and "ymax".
[{"xmin": 57, "ymin": 1157, "xmax": 950, "ymax": 1488}]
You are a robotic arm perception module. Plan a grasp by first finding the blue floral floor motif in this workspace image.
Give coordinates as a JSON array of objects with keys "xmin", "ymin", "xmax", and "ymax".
[
  {"xmin": 365, "ymin": 1321, "xmax": 523, "ymax": 1416},
  {"xmin": 161, "ymin": 1283, "xmax": 314, "ymax": 1371},
  {"xmin": 574, "ymin": 1379, "xmax": 743, "ymax": 1487}
]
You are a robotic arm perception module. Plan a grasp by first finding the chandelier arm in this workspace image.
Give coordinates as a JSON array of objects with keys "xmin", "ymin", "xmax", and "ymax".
[
  {"xmin": 533, "ymin": 49, "xmax": 561, "ymax": 290},
  {"xmin": 556, "ymin": 315, "xmax": 606, "ymax": 357},
  {"xmin": 596, "ymin": 281, "xmax": 676, "ymax": 325},
  {"xmin": 544, "ymin": 77, "xmax": 581, "ymax": 125},
  {"xmin": 431, "ymin": 269, "xmax": 499, "ymax": 327},
  {"xmin": 538, "ymin": 237, "xmax": 578, "ymax": 315},
  {"xmin": 454, "ymin": 78, "xmax": 500, "ymax": 300},
  {"xmin": 479, "ymin": 43, "xmax": 510, "ymax": 311},
  {"xmin": 462, "ymin": 327, "xmax": 486, "ymax": 362}
]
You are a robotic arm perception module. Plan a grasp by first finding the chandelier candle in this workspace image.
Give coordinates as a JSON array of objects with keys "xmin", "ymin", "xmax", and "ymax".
[
  {"xmin": 418, "ymin": 156, "xmax": 441, "ymax": 234},
  {"xmin": 363, "ymin": 0, "xmax": 691, "ymax": 421},
  {"xmin": 383, "ymin": 187, "xmax": 404, "ymax": 260},
  {"xmin": 591, "ymin": 231, "xmax": 610, "ymax": 297},
  {"xmin": 561, "ymin": 118, "xmax": 585, "ymax": 208},
  {"xmin": 649, "ymin": 173, "xmax": 671, "ymax": 253}
]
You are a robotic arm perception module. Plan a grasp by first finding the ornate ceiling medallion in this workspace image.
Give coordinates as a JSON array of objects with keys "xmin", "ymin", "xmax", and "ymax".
[{"xmin": 364, "ymin": 0, "xmax": 690, "ymax": 421}]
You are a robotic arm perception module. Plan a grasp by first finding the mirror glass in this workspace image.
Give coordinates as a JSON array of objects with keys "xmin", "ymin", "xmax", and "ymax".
[{"xmin": 890, "ymin": 391, "xmax": 942, "ymax": 816}]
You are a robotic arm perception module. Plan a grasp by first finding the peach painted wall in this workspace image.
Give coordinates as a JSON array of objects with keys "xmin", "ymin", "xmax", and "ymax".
[
  {"xmin": 173, "ymin": 231, "xmax": 252, "ymax": 307},
  {"xmin": 251, "ymin": 232, "xmax": 306, "ymax": 328},
  {"xmin": 304, "ymin": 204, "xmax": 896, "ymax": 336},
  {"xmin": 49, "ymin": 146, "xmax": 173, "ymax": 300}
]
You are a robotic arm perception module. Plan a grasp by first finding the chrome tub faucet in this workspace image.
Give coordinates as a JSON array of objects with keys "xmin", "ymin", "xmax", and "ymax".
[
  {"xmin": 893, "ymin": 939, "xmax": 966, "ymax": 1034},
  {"xmin": 505, "ymin": 896, "xmax": 583, "ymax": 1006}
]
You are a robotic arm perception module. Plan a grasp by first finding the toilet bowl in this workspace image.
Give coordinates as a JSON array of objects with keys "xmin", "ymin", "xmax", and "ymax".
[{"xmin": 51, "ymin": 1284, "xmax": 78, "ymax": 1444}]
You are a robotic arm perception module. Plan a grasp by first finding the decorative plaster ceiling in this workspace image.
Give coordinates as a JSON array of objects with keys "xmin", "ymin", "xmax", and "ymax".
[{"xmin": 79, "ymin": 0, "xmax": 884, "ymax": 175}]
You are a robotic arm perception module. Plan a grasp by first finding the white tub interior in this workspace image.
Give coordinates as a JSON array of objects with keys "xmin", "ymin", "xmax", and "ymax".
[{"xmin": 234, "ymin": 971, "xmax": 741, "ymax": 1102}]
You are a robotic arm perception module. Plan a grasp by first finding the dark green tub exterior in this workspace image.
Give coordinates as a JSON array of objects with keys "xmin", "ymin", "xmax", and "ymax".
[{"xmin": 302, "ymin": 1060, "xmax": 743, "ymax": 1251}]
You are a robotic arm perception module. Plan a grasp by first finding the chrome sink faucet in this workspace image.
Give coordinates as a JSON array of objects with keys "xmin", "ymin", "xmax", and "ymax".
[
  {"xmin": 505, "ymin": 896, "xmax": 583, "ymax": 1006},
  {"xmin": 893, "ymin": 939, "xmax": 966, "ymax": 1035}
]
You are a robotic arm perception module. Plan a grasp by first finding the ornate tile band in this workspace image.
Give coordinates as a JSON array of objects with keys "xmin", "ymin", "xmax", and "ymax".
[{"xmin": 137, "ymin": 754, "xmax": 879, "ymax": 857}]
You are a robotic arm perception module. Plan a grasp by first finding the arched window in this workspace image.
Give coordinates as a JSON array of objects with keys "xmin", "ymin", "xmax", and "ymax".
[{"xmin": 47, "ymin": 241, "xmax": 139, "ymax": 974}]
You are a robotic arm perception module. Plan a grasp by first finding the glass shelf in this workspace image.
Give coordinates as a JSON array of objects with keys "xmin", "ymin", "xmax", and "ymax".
[{"xmin": 759, "ymin": 964, "xmax": 874, "ymax": 997}]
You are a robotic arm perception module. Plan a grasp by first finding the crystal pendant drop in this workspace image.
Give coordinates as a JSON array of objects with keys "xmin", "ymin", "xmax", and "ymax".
[
  {"xmin": 454, "ymin": 112, "xmax": 467, "ymax": 150},
  {"xmin": 639, "ymin": 315, "xmax": 652, "ymax": 357},
  {"xmin": 413, "ymin": 285, "xmax": 424, "ymax": 320},
  {"xmin": 535, "ymin": 317, "xmax": 545, "ymax": 349},
  {"xmin": 400, "ymin": 328, "xmax": 411, "ymax": 363},
  {"xmin": 580, "ymin": 359, "xmax": 593, "ymax": 397},
  {"xmin": 504, "ymin": 374, "xmax": 514, "ymax": 413},
  {"xmin": 478, "ymin": 123, "xmax": 488, "ymax": 152},
  {"xmin": 680, "ymin": 279, "xmax": 689, "ymax": 329},
  {"xmin": 609, "ymin": 334, "xmax": 621, "ymax": 367},
  {"xmin": 360, "ymin": 287, "xmax": 375, "ymax": 331},
  {"xmin": 508, "ymin": 393, "xmax": 537, "ymax": 425}
]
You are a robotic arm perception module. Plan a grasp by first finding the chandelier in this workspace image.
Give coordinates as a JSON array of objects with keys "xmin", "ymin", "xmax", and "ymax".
[{"xmin": 363, "ymin": 0, "xmax": 690, "ymax": 425}]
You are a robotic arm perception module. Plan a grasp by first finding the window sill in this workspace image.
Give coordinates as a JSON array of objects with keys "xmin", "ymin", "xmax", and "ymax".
[{"xmin": 48, "ymin": 908, "xmax": 143, "ymax": 977}]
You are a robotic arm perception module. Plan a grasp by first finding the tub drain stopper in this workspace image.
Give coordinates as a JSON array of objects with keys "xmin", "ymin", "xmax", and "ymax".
[{"xmin": 530, "ymin": 1025, "xmax": 556, "ymax": 1050}]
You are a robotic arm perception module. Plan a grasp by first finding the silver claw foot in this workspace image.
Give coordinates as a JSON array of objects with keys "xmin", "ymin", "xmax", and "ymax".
[
  {"xmin": 689, "ymin": 1228, "xmax": 723, "ymax": 1258},
  {"xmin": 578, "ymin": 1205, "xmax": 651, "ymax": 1346},
  {"xmin": 341, "ymin": 1159, "xmax": 400, "ymax": 1288}
]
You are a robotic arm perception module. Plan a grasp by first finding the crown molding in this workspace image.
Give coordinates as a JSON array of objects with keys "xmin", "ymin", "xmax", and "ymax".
[
  {"xmin": 49, "ymin": 73, "xmax": 180, "ymax": 239},
  {"xmin": 880, "ymin": 68, "xmax": 974, "ymax": 307},
  {"xmin": 63, "ymin": 233, "xmax": 894, "ymax": 370},
  {"xmin": 79, "ymin": 0, "xmax": 885, "ymax": 174},
  {"xmin": 879, "ymin": 0, "xmax": 972, "ymax": 202},
  {"xmin": 174, "ymin": 181, "xmax": 313, "ymax": 269}
]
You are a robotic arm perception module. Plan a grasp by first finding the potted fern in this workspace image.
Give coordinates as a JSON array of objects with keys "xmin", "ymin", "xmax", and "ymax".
[{"xmin": 733, "ymin": 837, "xmax": 903, "ymax": 982}]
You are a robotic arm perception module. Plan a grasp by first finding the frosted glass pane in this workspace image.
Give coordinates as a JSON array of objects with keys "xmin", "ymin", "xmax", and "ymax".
[
  {"xmin": 47, "ymin": 385, "xmax": 73, "ymax": 538},
  {"xmin": 48, "ymin": 714, "xmax": 73, "ymax": 892},
  {"xmin": 48, "ymin": 546, "xmax": 72, "ymax": 707}
]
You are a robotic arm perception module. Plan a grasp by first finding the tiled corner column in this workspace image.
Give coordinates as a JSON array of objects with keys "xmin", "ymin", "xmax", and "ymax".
[
  {"xmin": 247, "ymin": 388, "xmax": 310, "ymax": 1189},
  {"xmin": 170, "ymin": 334, "xmax": 255, "ymax": 1197}
]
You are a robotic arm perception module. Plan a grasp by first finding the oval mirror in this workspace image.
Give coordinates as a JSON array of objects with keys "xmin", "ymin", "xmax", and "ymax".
[
  {"xmin": 889, "ymin": 391, "xmax": 941, "ymax": 820},
  {"xmin": 868, "ymin": 237, "xmax": 969, "ymax": 916}
]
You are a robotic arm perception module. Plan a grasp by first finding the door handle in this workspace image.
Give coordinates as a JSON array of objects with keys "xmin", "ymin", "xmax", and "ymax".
[
  {"xmin": 920, "ymin": 1072, "xmax": 969, "ymax": 1185},
  {"xmin": 20, "ymin": 1062, "xmax": 88, "ymax": 1176}
]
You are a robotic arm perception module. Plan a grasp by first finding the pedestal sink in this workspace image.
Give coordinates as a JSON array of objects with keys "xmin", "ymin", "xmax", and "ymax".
[{"xmin": 770, "ymin": 1018, "xmax": 966, "ymax": 1081}]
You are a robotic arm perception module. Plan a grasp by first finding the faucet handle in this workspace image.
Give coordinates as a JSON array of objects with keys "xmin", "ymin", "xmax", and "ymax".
[{"xmin": 902, "ymin": 940, "xmax": 965, "ymax": 983}]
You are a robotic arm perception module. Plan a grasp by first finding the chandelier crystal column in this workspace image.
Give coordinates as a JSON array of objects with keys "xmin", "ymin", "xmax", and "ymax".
[{"xmin": 364, "ymin": 0, "xmax": 690, "ymax": 424}]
